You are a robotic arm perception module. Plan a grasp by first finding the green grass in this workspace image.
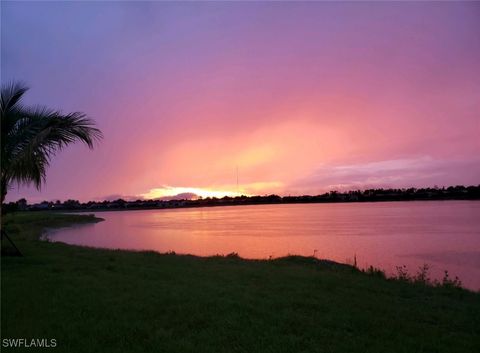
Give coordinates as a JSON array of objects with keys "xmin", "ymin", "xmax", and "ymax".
[{"xmin": 1, "ymin": 212, "xmax": 479, "ymax": 353}]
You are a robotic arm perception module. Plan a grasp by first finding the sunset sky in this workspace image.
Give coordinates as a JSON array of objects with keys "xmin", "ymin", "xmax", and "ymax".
[{"xmin": 2, "ymin": 1, "xmax": 479, "ymax": 202}]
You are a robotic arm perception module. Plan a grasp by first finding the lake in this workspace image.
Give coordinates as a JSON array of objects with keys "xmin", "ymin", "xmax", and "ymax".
[{"xmin": 46, "ymin": 201, "xmax": 480, "ymax": 290}]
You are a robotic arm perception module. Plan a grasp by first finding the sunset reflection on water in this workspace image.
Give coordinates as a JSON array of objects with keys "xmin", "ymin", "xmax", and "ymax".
[{"xmin": 48, "ymin": 201, "xmax": 480, "ymax": 290}]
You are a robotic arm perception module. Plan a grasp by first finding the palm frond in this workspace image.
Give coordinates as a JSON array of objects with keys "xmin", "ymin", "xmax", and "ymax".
[
  {"xmin": 6, "ymin": 107, "xmax": 103, "ymax": 189},
  {"xmin": 23, "ymin": 106, "xmax": 103, "ymax": 149},
  {"xmin": 0, "ymin": 81, "xmax": 29, "ymax": 114},
  {"xmin": 1, "ymin": 81, "xmax": 103, "ymax": 200}
]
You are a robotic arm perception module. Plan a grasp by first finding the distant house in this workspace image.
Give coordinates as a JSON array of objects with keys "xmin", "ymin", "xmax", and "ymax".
[{"xmin": 31, "ymin": 201, "xmax": 51, "ymax": 210}]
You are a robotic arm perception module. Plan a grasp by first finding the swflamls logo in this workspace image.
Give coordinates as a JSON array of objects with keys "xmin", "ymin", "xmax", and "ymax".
[{"xmin": 2, "ymin": 338, "xmax": 57, "ymax": 348}]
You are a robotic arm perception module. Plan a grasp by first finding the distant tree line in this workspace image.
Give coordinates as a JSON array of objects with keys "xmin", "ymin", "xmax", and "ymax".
[{"xmin": 3, "ymin": 185, "xmax": 480, "ymax": 213}]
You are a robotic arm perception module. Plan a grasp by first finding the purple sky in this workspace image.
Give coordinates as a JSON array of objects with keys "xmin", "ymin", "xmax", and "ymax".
[{"xmin": 2, "ymin": 1, "xmax": 479, "ymax": 202}]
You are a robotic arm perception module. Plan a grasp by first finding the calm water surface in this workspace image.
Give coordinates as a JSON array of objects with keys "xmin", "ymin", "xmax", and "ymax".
[{"xmin": 47, "ymin": 201, "xmax": 480, "ymax": 290}]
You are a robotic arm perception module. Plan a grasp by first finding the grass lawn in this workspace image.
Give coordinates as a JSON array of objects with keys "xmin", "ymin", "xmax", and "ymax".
[{"xmin": 1, "ymin": 212, "xmax": 479, "ymax": 352}]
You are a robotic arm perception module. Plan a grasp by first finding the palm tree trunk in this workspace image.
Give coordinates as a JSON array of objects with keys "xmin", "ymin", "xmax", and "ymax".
[
  {"xmin": 0, "ymin": 176, "xmax": 22, "ymax": 256},
  {"xmin": 1, "ymin": 176, "xmax": 7, "ymax": 205}
]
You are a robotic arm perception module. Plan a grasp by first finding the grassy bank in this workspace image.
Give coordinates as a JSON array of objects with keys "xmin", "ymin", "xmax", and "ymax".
[{"xmin": 1, "ymin": 212, "xmax": 479, "ymax": 353}]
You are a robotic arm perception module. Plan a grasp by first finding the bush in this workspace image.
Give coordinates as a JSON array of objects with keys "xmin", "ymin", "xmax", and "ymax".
[
  {"xmin": 439, "ymin": 270, "xmax": 462, "ymax": 289},
  {"xmin": 365, "ymin": 266, "xmax": 386, "ymax": 279},
  {"xmin": 395, "ymin": 265, "xmax": 411, "ymax": 281},
  {"xmin": 413, "ymin": 264, "xmax": 431, "ymax": 285}
]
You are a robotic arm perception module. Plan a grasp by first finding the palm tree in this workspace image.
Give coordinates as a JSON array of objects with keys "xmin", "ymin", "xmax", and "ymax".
[{"xmin": 1, "ymin": 81, "xmax": 103, "ymax": 204}]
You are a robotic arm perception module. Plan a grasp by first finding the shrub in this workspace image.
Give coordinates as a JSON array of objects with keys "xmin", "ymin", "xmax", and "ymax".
[
  {"xmin": 395, "ymin": 265, "xmax": 411, "ymax": 281},
  {"xmin": 365, "ymin": 266, "xmax": 386, "ymax": 279},
  {"xmin": 413, "ymin": 264, "xmax": 431, "ymax": 285},
  {"xmin": 440, "ymin": 270, "xmax": 462, "ymax": 289}
]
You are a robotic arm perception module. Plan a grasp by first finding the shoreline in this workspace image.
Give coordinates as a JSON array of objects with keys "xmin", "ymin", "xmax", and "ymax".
[{"xmin": 17, "ymin": 197, "xmax": 480, "ymax": 214}]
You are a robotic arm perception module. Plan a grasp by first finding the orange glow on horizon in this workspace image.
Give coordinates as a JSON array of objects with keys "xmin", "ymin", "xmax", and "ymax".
[
  {"xmin": 140, "ymin": 186, "xmax": 245, "ymax": 200},
  {"xmin": 140, "ymin": 182, "xmax": 285, "ymax": 200}
]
